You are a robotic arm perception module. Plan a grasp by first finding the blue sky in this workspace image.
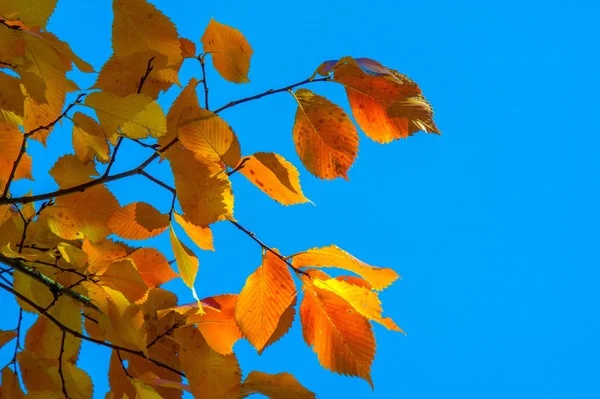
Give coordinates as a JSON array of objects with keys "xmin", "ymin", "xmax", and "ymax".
[{"xmin": 1, "ymin": 0, "xmax": 599, "ymax": 398}]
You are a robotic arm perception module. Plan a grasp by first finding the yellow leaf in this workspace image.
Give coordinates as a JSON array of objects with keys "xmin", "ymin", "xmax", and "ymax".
[
  {"xmin": 128, "ymin": 247, "xmax": 178, "ymax": 288},
  {"xmin": 0, "ymin": 367, "xmax": 25, "ymax": 398},
  {"xmin": 168, "ymin": 148, "xmax": 233, "ymax": 226},
  {"xmin": 240, "ymin": 371, "xmax": 316, "ymax": 399},
  {"xmin": 40, "ymin": 31, "xmax": 94, "ymax": 73},
  {"xmin": 313, "ymin": 277, "xmax": 403, "ymax": 332},
  {"xmin": 71, "ymin": 112, "xmax": 110, "ymax": 164},
  {"xmin": 45, "ymin": 185, "xmax": 120, "ymax": 242},
  {"xmin": 240, "ymin": 152, "xmax": 309, "ymax": 205},
  {"xmin": 235, "ymin": 251, "xmax": 296, "ymax": 351},
  {"xmin": 0, "ymin": 330, "xmax": 17, "ymax": 349},
  {"xmin": 99, "ymin": 259, "xmax": 149, "ymax": 303},
  {"xmin": 386, "ymin": 94, "xmax": 441, "ymax": 137},
  {"xmin": 57, "ymin": 242, "xmax": 88, "ymax": 268},
  {"xmin": 49, "ymin": 154, "xmax": 98, "ymax": 188},
  {"xmin": 108, "ymin": 202, "xmax": 169, "ymax": 240},
  {"xmin": 174, "ymin": 326, "xmax": 241, "ymax": 399},
  {"xmin": 85, "ymin": 92, "xmax": 167, "ymax": 139},
  {"xmin": 98, "ymin": 293, "xmax": 148, "ymax": 353},
  {"xmin": 82, "ymin": 238, "xmax": 128, "ymax": 274},
  {"xmin": 112, "ymin": 0, "xmax": 182, "ymax": 66},
  {"xmin": 201, "ymin": 18, "xmax": 253, "ymax": 83},
  {"xmin": 0, "ymin": 0, "xmax": 57, "ymax": 28},
  {"xmin": 187, "ymin": 294, "xmax": 242, "ymax": 355},
  {"xmin": 178, "ymin": 108, "xmax": 241, "ymax": 168},
  {"xmin": 0, "ymin": 72, "xmax": 25, "ymax": 124},
  {"xmin": 292, "ymin": 89, "xmax": 358, "ymax": 180},
  {"xmin": 61, "ymin": 363, "xmax": 94, "ymax": 399},
  {"xmin": 173, "ymin": 212, "xmax": 214, "ymax": 251},
  {"xmin": 160, "ymin": 78, "xmax": 201, "ymax": 147},
  {"xmin": 300, "ymin": 275, "xmax": 375, "ymax": 387},
  {"xmin": 0, "ymin": 122, "xmax": 33, "ymax": 192},
  {"xmin": 291, "ymin": 245, "xmax": 399, "ymax": 290},
  {"xmin": 131, "ymin": 379, "xmax": 162, "ymax": 399},
  {"xmin": 17, "ymin": 351, "xmax": 60, "ymax": 393},
  {"xmin": 169, "ymin": 226, "xmax": 201, "ymax": 310}
]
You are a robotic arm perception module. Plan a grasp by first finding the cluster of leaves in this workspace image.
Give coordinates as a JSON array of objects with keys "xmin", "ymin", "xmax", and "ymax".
[{"xmin": 0, "ymin": 0, "xmax": 439, "ymax": 398}]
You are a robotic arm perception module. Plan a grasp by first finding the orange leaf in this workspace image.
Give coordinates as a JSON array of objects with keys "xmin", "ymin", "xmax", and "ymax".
[
  {"xmin": 291, "ymin": 89, "xmax": 358, "ymax": 180},
  {"xmin": 179, "ymin": 38, "xmax": 196, "ymax": 59},
  {"xmin": 175, "ymin": 326, "xmax": 242, "ymax": 399},
  {"xmin": 258, "ymin": 296, "xmax": 296, "ymax": 355},
  {"xmin": 163, "ymin": 78, "xmax": 201, "ymax": 145},
  {"xmin": 300, "ymin": 274, "xmax": 375, "ymax": 387},
  {"xmin": 0, "ymin": 72, "xmax": 25, "ymax": 124},
  {"xmin": 169, "ymin": 148, "xmax": 233, "ymax": 226},
  {"xmin": 0, "ymin": 0, "xmax": 58, "ymax": 28},
  {"xmin": 291, "ymin": 245, "xmax": 399, "ymax": 290},
  {"xmin": 173, "ymin": 212, "xmax": 214, "ymax": 251},
  {"xmin": 82, "ymin": 238, "xmax": 129, "ymax": 274},
  {"xmin": 235, "ymin": 251, "xmax": 296, "ymax": 351},
  {"xmin": 128, "ymin": 247, "xmax": 178, "ymax": 288},
  {"xmin": 0, "ymin": 122, "xmax": 33, "ymax": 192},
  {"xmin": 0, "ymin": 330, "xmax": 17, "ymax": 350},
  {"xmin": 108, "ymin": 202, "xmax": 169, "ymax": 240},
  {"xmin": 49, "ymin": 154, "xmax": 98, "ymax": 188},
  {"xmin": 188, "ymin": 294, "xmax": 242, "ymax": 355},
  {"xmin": 0, "ymin": 367, "xmax": 25, "ymax": 398},
  {"xmin": 178, "ymin": 108, "xmax": 242, "ymax": 168},
  {"xmin": 169, "ymin": 226, "xmax": 202, "ymax": 310},
  {"xmin": 240, "ymin": 152, "xmax": 309, "ymax": 205},
  {"xmin": 201, "ymin": 18, "xmax": 253, "ymax": 83},
  {"xmin": 99, "ymin": 259, "xmax": 149, "ymax": 303},
  {"xmin": 71, "ymin": 112, "xmax": 110, "ymax": 164},
  {"xmin": 112, "ymin": 0, "xmax": 182, "ymax": 66},
  {"xmin": 44, "ymin": 185, "xmax": 119, "ymax": 242},
  {"xmin": 240, "ymin": 371, "xmax": 316, "ymax": 399}
]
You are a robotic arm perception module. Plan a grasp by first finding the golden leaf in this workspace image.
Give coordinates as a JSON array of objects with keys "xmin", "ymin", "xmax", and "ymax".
[
  {"xmin": 99, "ymin": 259, "xmax": 149, "ymax": 303},
  {"xmin": 201, "ymin": 18, "xmax": 253, "ymax": 83},
  {"xmin": 108, "ymin": 202, "xmax": 169, "ymax": 240},
  {"xmin": 175, "ymin": 326, "xmax": 242, "ymax": 399},
  {"xmin": 178, "ymin": 108, "xmax": 242, "ymax": 168},
  {"xmin": 57, "ymin": 242, "xmax": 88, "ymax": 268},
  {"xmin": 0, "ymin": 122, "xmax": 32, "ymax": 192},
  {"xmin": 173, "ymin": 212, "xmax": 214, "ymax": 251},
  {"xmin": 82, "ymin": 238, "xmax": 128, "ymax": 274},
  {"xmin": 168, "ymin": 148, "xmax": 233, "ymax": 226},
  {"xmin": 0, "ymin": 72, "xmax": 24, "ymax": 124},
  {"xmin": 0, "ymin": 0, "xmax": 57, "ymax": 28},
  {"xmin": 49, "ymin": 154, "xmax": 98, "ymax": 188},
  {"xmin": 240, "ymin": 371, "xmax": 316, "ymax": 399},
  {"xmin": 240, "ymin": 152, "xmax": 309, "ymax": 205},
  {"xmin": 169, "ymin": 226, "xmax": 202, "ymax": 310},
  {"xmin": 128, "ymin": 247, "xmax": 178, "ymax": 288},
  {"xmin": 85, "ymin": 92, "xmax": 167, "ymax": 139},
  {"xmin": 98, "ymin": 293, "xmax": 148, "ymax": 353},
  {"xmin": 292, "ymin": 88, "xmax": 358, "ymax": 180},
  {"xmin": 108, "ymin": 351, "xmax": 136, "ymax": 399},
  {"xmin": 159, "ymin": 78, "xmax": 201, "ymax": 147},
  {"xmin": 386, "ymin": 94, "xmax": 440, "ymax": 137},
  {"xmin": 258, "ymin": 296, "xmax": 296, "ymax": 355},
  {"xmin": 71, "ymin": 112, "xmax": 110, "ymax": 164},
  {"xmin": 0, "ymin": 367, "xmax": 25, "ymax": 398},
  {"xmin": 300, "ymin": 274, "xmax": 375, "ymax": 387},
  {"xmin": 0, "ymin": 330, "xmax": 17, "ymax": 350},
  {"xmin": 234, "ymin": 251, "xmax": 297, "ymax": 351},
  {"xmin": 112, "ymin": 0, "xmax": 182, "ymax": 66},
  {"xmin": 44, "ymin": 185, "xmax": 120, "ymax": 242},
  {"xmin": 179, "ymin": 38, "xmax": 196, "ymax": 59},
  {"xmin": 291, "ymin": 245, "xmax": 399, "ymax": 290},
  {"xmin": 131, "ymin": 378, "xmax": 163, "ymax": 399},
  {"xmin": 17, "ymin": 351, "xmax": 60, "ymax": 393},
  {"xmin": 187, "ymin": 294, "xmax": 242, "ymax": 355}
]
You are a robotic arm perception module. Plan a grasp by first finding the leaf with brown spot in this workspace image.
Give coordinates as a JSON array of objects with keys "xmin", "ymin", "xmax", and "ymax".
[{"xmin": 291, "ymin": 89, "xmax": 358, "ymax": 180}]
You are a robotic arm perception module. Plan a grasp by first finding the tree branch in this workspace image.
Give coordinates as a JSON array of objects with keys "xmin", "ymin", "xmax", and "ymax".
[
  {"xmin": 10, "ymin": 308, "xmax": 22, "ymax": 374},
  {"xmin": 59, "ymin": 331, "xmax": 70, "ymax": 398},
  {"xmin": 138, "ymin": 57, "xmax": 155, "ymax": 94},
  {"xmin": 0, "ymin": 280, "xmax": 185, "ymax": 378},
  {"xmin": 198, "ymin": 54, "xmax": 210, "ymax": 110}
]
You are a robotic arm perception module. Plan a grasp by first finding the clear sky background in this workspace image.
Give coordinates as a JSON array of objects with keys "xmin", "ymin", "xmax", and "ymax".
[{"xmin": 1, "ymin": 0, "xmax": 599, "ymax": 398}]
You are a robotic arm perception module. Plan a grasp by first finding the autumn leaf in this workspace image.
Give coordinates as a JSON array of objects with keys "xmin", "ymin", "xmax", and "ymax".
[
  {"xmin": 127, "ymin": 247, "xmax": 178, "ymax": 289},
  {"xmin": 49, "ymin": 154, "xmax": 98, "ymax": 188},
  {"xmin": 258, "ymin": 296, "xmax": 296, "ymax": 355},
  {"xmin": 386, "ymin": 93, "xmax": 441, "ymax": 137},
  {"xmin": 0, "ymin": 330, "xmax": 17, "ymax": 349},
  {"xmin": 201, "ymin": 18, "xmax": 253, "ymax": 83},
  {"xmin": 0, "ymin": 122, "xmax": 32, "ymax": 191},
  {"xmin": 177, "ymin": 108, "xmax": 242, "ymax": 168},
  {"xmin": 44, "ymin": 185, "xmax": 120, "ymax": 242},
  {"xmin": 0, "ymin": 0, "xmax": 58, "ymax": 28},
  {"xmin": 235, "ymin": 251, "xmax": 297, "ymax": 352},
  {"xmin": 170, "ymin": 226, "xmax": 202, "ymax": 310},
  {"xmin": 57, "ymin": 242, "xmax": 89, "ymax": 268},
  {"xmin": 179, "ymin": 38, "xmax": 196, "ymax": 59},
  {"xmin": 99, "ymin": 259, "xmax": 149, "ymax": 302},
  {"xmin": 71, "ymin": 112, "xmax": 110, "ymax": 164},
  {"xmin": 240, "ymin": 152, "xmax": 309, "ymax": 205},
  {"xmin": 85, "ymin": 92, "xmax": 167, "ymax": 139},
  {"xmin": 291, "ymin": 245, "xmax": 399, "ymax": 290},
  {"xmin": 291, "ymin": 88, "xmax": 358, "ymax": 180},
  {"xmin": 82, "ymin": 238, "xmax": 129, "ymax": 274},
  {"xmin": 168, "ymin": 148, "xmax": 234, "ymax": 226},
  {"xmin": 240, "ymin": 371, "xmax": 316, "ymax": 399},
  {"xmin": 0, "ymin": 367, "xmax": 25, "ymax": 398},
  {"xmin": 173, "ymin": 212, "xmax": 214, "ymax": 251},
  {"xmin": 112, "ymin": 0, "xmax": 182, "ymax": 66},
  {"xmin": 108, "ymin": 202, "xmax": 169, "ymax": 240},
  {"xmin": 300, "ymin": 273, "xmax": 375, "ymax": 387},
  {"xmin": 175, "ymin": 326, "xmax": 242, "ymax": 399},
  {"xmin": 0, "ymin": 72, "xmax": 25, "ymax": 125}
]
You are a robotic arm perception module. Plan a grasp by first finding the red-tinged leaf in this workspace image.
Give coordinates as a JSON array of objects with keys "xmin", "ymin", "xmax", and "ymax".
[
  {"xmin": 240, "ymin": 371, "xmax": 316, "ymax": 399},
  {"xmin": 128, "ymin": 247, "xmax": 178, "ymax": 288},
  {"xmin": 108, "ymin": 202, "xmax": 169, "ymax": 240},
  {"xmin": 201, "ymin": 18, "xmax": 253, "ymax": 83},
  {"xmin": 291, "ymin": 89, "xmax": 358, "ymax": 180},
  {"xmin": 235, "ymin": 251, "xmax": 297, "ymax": 351},
  {"xmin": 240, "ymin": 152, "xmax": 309, "ymax": 205}
]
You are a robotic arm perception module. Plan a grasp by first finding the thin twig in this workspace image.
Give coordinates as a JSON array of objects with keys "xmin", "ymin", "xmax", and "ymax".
[
  {"xmin": 147, "ymin": 323, "xmax": 180, "ymax": 349},
  {"xmin": 0, "ymin": 18, "xmax": 23, "ymax": 30},
  {"xmin": 103, "ymin": 137, "xmax": 124, "ymax": 177},
  {"xmin": 138, "ymin": 57, "xmax": 156, "ymax": 94},
  {"xmin": 227, "ymin": 157, "xmax": 250, "ymax": 176},
  {"xmin": 116, "ymin": 350, "xmax": 132, "ymax": 378},
  {"xmin": 11, "ymin": 308, "xmax": 22, "ymax": 374},
  {"xmin": 59, "ymin": 331, "xmax": 70, "ymax": 398},
  {"xmin": 139, "ymin": 170, "xmax": 176, "ymax": 193},
  {"xmin": 0, "ymin": 281, "xmax": 184, "ymax": 377},
  {"xmin": 198, "ymin": 54, "xmax": 210, "ymax": 110}
]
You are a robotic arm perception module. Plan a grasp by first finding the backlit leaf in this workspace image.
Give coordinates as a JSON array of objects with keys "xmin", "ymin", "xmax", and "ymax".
[
  {"xmin": 201, "ymin": 18, "xmax": 253, "ymax": 83},
  {"xmin": 292, "ymin": 88, "xmax": 358, "ymax": 180},
  {"xmin": 128, "ymin": 247, "xmax": 178, "ymax": 288},
  {"xmin": 108, "ymin": 202, "xmax": 169, "ymax": 240},
  {"xmin": 0, "ymin": 330, "xmax": 17, "ymax": 349},
  {"xmin": 173, "ymin": 212, "xmax": 214, "ymax": 251},
  {"xmin": 0, "ymin": 122, "xmax": 33, "ymax": 192},
  {"xmin": 240, "ymin": 152, "xmax": 309, "ymax": 205},
  {"xmin": 291, "ymin": 245, "xmax": 399, "ymax": 290},
  {"xmin": 240, "ymin": 371, "xmax": 316, "ymax": 399},
  {"xmin": 49, "ymin": 154, "xmax": 98, "ymax": 188},
  {"xmin": 235, "ymin": 251, "xmax": 296, "ymax": 351},
  {"xmin": 169, "ymin": 226, "xmax": 202, "ymax": 310},
  {"xmin": 85, "ymin": 92, "xmax": 167, "ymax": 139},
  {"xmin": 0, "ymin": 72, "xmax": 25, "ymax": 124},
  {"xmin": 99, "ymin": 259, "xmax": 149, "ymax": 302},
  {"xmin": 0, "ymin": 0, "xmax": 57, "ymax": 28},
  {"xmin": 71, "ymin": 112, "xmax": 110, "ymax": 164},
  {"xmin": 258, "ymin": 297, "xmax": 296, "ymax": 355}
]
